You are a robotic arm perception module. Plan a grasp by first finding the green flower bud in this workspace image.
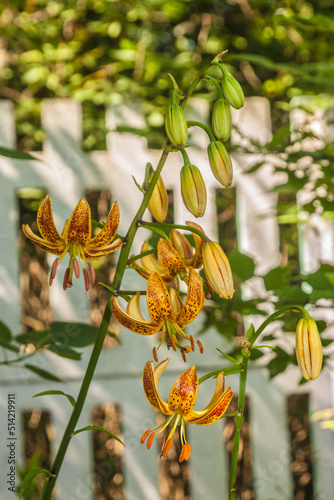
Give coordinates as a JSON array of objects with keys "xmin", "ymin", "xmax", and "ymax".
[
  {"xmin": 180, "ymin": 164, "xmax": 207, "ymax": 218},
  {"xmin": 212, "ymin": 99, "xmax": 232, "ymax": 141},
  {"xmin": 207, "ymin": 141, "xmax": 233, "ymax": 187},
  {"xmin": 221, "ymin": 74, "xmax": 244, "ymax": 110},
  {"xmin": 165, "ymin": 104, "xmax": 188, "ymax": 148}
]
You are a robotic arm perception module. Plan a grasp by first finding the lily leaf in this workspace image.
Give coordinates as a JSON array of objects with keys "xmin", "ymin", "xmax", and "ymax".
[
  {"xmin": 18, "ymin": 469, "xmax": 54, "ymax": 499},
  {"xmin": 32, "ymin": 390, "xmax": 76, "ymax": 407},
  {"xmin": 0, "ymin": 146, "xmax": 38, "ymax": 160},
  {"xmin": 24, "ymin": 364, "xmax": 63, "ymax": 382},
  {"xmin": 72, "ymin": 425, "xmax": 124, "ymax": 445}
]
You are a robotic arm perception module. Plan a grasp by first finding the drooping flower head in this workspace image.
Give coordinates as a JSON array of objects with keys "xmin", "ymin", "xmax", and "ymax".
[
  {"xmin": 111, "ymin": 267, "xmax": 205, "ymax": 361},
  {"xmin": 295, "ymin": 317, "xmax": 323, "ymax": 381},
  {"xmin": 22, "ymin": 195, "xmax": 123, "ymax": 290},
  {"xmin": 141, "ymin": 359, "xmax": 233, "ymax": 461}
]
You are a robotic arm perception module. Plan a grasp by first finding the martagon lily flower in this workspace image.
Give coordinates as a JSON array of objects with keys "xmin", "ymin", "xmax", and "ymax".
[
  {"xmin": 141, "ymin": 359, "xmax": 233, "ymax": 461},
  {"xmin": 111, "ymin": 267, "xmax": 205, "ymax": 361},
  {"xmin": 22, "ymin": 195, "xmax": 123, "ymax": 290},
  {"xmin": 131, "ymin": 221, "xmax": 205, "ymax": 284}
]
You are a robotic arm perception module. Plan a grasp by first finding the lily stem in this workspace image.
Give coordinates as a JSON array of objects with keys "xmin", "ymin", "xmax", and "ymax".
[{"xmin": 139, "ymin": 221, "xmax": 210, "ymax": 242}]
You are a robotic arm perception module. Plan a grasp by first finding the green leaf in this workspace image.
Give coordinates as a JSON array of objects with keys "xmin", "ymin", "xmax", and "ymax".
[
  {"xmin": 72, "ymin": 425, "xmax": 124, "ymax": 445},
  {"xmin": 32, "ymin": 390, "xmax": 76, "ymax": 407},
  {"xmin": 0, "ymin": 338, "xmax": 20, "ymax": 353},
  {"xmin": 0, "ymin": 146, "xmax": 38, "ymax": 160},
  {"xmin": 49, "ymin": 322, "xmax": 100, "ymax": 348},
  {"xmin": 246, "ymin": 162, "xmax": 263, "ymax": 174},
  {"xmin": 263, "ymin": 267, "xmax": 291, "ymax": 290},
  {"xmin": 322, "ymin": 339, "xmax": 334, "ymax": 347},
  {"xmin": 15, "ymin": 331, "xmax": 51, "ymax": 347},
  {"xmin": 267, "ymin": 356, "xmax": 289, "ymax": 379},
  {"xmin": 0, "ymin": 321, "xmax": 12, "ymax": 341},
  {"xmin": 132, "ymin": 175, "xmax": 145, "ymax": 193},
  {"xmin": 47, "ymin": 344, "xmax": 82, "ymax": 360},
  {"xmin": 229, "ymin": 250, "xmax": 255, "ymax": 281},
  {"xmin": 18, "ymin": 469, "xmax": 54, "ymax": 499},
  {"xmin": 24, "ymin": 364, "xmax": 63, "ymax": 382},
  {"xmin": 216, "ymin": 348, "xmax": 240, "ymax": 365}
]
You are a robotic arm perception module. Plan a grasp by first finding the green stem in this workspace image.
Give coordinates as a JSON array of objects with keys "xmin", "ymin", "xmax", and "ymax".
[
  {"xmin": 127, "ymin": 249, "xmax": 156, "ymax": 265},
  {"xmin": 187, "ymin": 120, "xmax": 216, "ymax": 141},
  {"xmin": 203, "ymin": 74, "xmax": 225, "ymax": 98},
  {"xmin": 248, "ymin": 304, "xmax": 309, "ymax": 347},
  {"xmin": 198, "ymin": 364, "xmax": 243, "ymax": 384},
  {"xmin": 139, "ymin": 221, "xmax": 210, "ymax": 242},
  {"xmin": 42, "ymin": 299, "xmax": 113, "ymax": 498},
  {"xmin": 229, "ymin": 358, "xmax": 248, "ymax": 500}
]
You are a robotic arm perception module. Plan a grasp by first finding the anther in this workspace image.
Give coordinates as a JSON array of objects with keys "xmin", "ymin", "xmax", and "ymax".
[
  {"xmin": 63, "ymin": 268, "xmax": 73, "ymax": 290},
  {"xmin": 189, "ymin": 335, "xmax": 195, "ymax": 351},
  {"xmin": 153, "ymin": 347, "xmax": 158, "ymax": 363},
  {"xmin": 83, "ymin": 268, "xmax": 90, "ymax": 291},
  {"xmin": 162, "ymin": 438, "xmax": 173, "ymax": 456},
  {"xmin": 181, "ymin": 350, "xmax": 187, "ymax": 363},
  {"xmin": 50, "ymin": 258, "xmax": 59, "ymax": 282},
  {"xmin": 73, "ymin": 258, "xmax": 80, "ymax": 279},
  {"xmin": 197, "ymin": 340, "xmax": 204, "ymax": 354},
  {"xmin": 88, "ymin": 262, "xmax": 95, "ymax": 284},
  {"xmin": 140, "ymin": 429, "xmax": 151, "ymax": 444},
  {"xmin": 147, "ymin": 432, "xmax": 155, "ymax": 449},
  {"xmin": 169, "ymin": 336, "xmax": 177, "ymax": 352}
]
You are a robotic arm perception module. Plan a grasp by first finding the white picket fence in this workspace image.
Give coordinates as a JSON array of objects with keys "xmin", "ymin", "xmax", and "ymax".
[{"xmin": 0, "ymin": 96, "xmax": 333, "ymax": 500}]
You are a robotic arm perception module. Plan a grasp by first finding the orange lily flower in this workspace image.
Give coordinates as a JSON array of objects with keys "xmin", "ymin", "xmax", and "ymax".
[
  {"xmin": 111, "ymin": 267, "xmax": 205, "ymax": 361},
  {"xmin": 141, "ymin": 359, "xmax": 233, "ymax": 461},
  {"xmin": 22, "ymin": 195, "xmax": 123, "ymax": 290},
  {"xmin": 131, "ymin": 222, "xmax": 205, "ymax": 283}
]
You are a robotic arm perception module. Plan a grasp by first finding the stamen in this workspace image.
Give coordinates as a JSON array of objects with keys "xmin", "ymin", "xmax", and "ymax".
[
  {"xmin": 140, "ymin": 429, "xmax": 151, "ymax": 444},
  {"xmin": 162, "ymin": 438, "xmax": 173, "ymax": 457},
  {"xmin": 181, "ymin": 350, "xmax": 187, "ymax": 363},
  {"xmin": 184, "ymin": 345, "xmax": 192, "ymax": 353},
  {"xmin": 50, "ymin": 258, "xmax": 59, "ymax": 281},
  {"xmin": 147, "ymin": 432, "xmax": 155, "ymax": 449},
  {"xmin": 179, "ymin": 445, "xmax": 186, "ymax": 463},
  {"xmin": 73, "ymin": 257, "xmax": 80, "ymax": 279},
  {"xmin": 169, "ymin": 336, "xmax": 177, "ymax": 352},
  {"xmin": 184, "ymin": 443, "xmax": 191, "ymax": 460},
  {"xmin": 88, "ymin": 262, "xmax": 95, "ymax": 284},
  {"xmin": 189, "ymin": 335, "xmax": 195, "ymax": 351},
  {"xmin": 197, "ymin": 340, "xmax": 204, "ymax": 353},
  {"xmin": 63, "ymin": 268, "xmax": 73, "ymax": 290},
  {"xmin": 83, "ymin": 268, "xmax": 90, "ymax": 291},
  {"xmin": 153, "ymin": 347, "xmax": 158, "ymax": 363}
]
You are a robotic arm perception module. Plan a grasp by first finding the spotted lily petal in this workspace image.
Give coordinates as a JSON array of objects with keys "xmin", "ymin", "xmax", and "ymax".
[
  {"xmin": 157, "ymin": 239, "xmax": 187, "ymax": 277},
  {"xmin": 111, "ymin": 296, "xmax": 161, "ymax": 335},
  {"xmin": 137, "ymin": 241, "xmax": 174, "ymax": 283},
  {"xmin": 142, "ymin": 359, "xmax": 171, "ymax": 414},
  {"xmin": 186, "ymin": 221, "xmax": 205, "ymax": 269},
  {"xmin": 126, "ymin": 292, "xmax": 147, "ymax": 321},
  {"xmin": 147, "ymin": 273, "xmax": 175, "ymax": 323},
  {"xmin": 65, "ymin": 198, "xmax": 91, "ymax": 246},
  {"xmin": 177, "ymin": 268, "xmax": 204, "ymax": 326},
  {"xmin": 86, "ymin": 201, "xmax": 121, "ymax": 250},
  {"xmin": 22, "ymin": 224, "xmax": 65, "ymax": 255},
  {"xmin": 168, "ymin": 365, "xmax": 198, "ymax": 416},
  {"xmin": 169, "ymin": 289, "xmax": 183, "ymax": 317},
  {"xmin": 36, "ymin": 195, "xmax": 63, "ymax": 244},
  {"xmin": 185, "ymin": 373, "xmax": 233, "ymax": 425},
  {"xmin": 83, "ymin": 238, "xmax": 123, "ymax": 259}
]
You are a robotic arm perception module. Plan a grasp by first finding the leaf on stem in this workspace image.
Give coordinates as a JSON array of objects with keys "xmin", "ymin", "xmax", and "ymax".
[
  {"xmin": 18, "ymin": 469, "xmax": 54, "ymax": 499},
  {"xmin": 72, "ymin": 425, "xmax": 124, "ymax": 445},
  {"xmin": 32, "ymin": 390, "xmax": 76, "ymax": 407}
]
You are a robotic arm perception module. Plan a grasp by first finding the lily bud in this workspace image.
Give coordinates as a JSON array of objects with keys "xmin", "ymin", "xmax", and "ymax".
[
  {"xmin": 212, "ymin": 99, "xmax": 232, "ymax": 141},
  {"xmin": 147, "ymin": 173, "xmax": 168, "ymax": 223},
  {"xmin": 207, "ymin": 141, "xmax": 233, "ymax": 187},
  {"xmin": 221, "ymin": 74, "xmax": 244, "ymax": 110},
  {"xmin": 295, "ymin": 318, "xmax": 323, "ymax": 381},
  {"xmin": 180, "ymin": 164, "xmax": 207, "ymax": 218},
  {"xmin": 165, "ymin": 104, "xmax": 188, "ymax": 148},
  {"xmin": 202, "ymin": 241, "xmax": 234, "ymax": 299}
]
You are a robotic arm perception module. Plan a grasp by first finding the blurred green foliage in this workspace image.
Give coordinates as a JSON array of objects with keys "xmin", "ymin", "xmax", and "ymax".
[{"xmin": 1, "ymin": 0, "xmax": 334, "ymax": 149}]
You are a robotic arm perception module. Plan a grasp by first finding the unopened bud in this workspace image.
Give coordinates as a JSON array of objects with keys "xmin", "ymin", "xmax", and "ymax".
[
  {"xmin": 180, "ymin": 164, "xmax": 207, "ymax": 218},
  {"xmin": 147, "ymin": 173, "xmax": 168, "ymax": 223},
  {"xmin": 208, "ymin": 141, "xmax": 233, "ymax": 187},
  {"xmin": 202, "ymin": 241, "xmax": 234, "ymax": 299},
  {"xmin": 165, "ymin": 104, "xmax": 188, "ymax": 148},
  {"xmin": 212, "ymin": 99, "xmax": 232, "ymax": 141},
  {"xmin": 295, "ymin": 318, "xmax": 323, "ymax": 381},
  {"xmin": 221, "ymin": 74, "xmax": 244, "ymax": 110}
]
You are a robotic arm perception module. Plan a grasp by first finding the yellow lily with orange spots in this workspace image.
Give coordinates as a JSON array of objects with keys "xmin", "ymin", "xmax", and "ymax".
[
  {"xmin": 131, "ymin": 221, "xmax": 205, "ymax": 283},
  {"xmin": 141, "ymin": 358, "xmax": 233, "ymax": 461},
  {"xmin": 111, "ymin": 267, "xmax": 205, "ymax": 361},
  {"xmin": 22, "ymin": 195, "xmax": 123, "ymax": 290}
]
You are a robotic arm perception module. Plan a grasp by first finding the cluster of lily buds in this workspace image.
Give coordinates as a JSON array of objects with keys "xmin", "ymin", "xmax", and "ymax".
[
  {"xmin": 295, "ymin": 318, "xmax": 323, "ymax": 381},
  {"xmin": 180, "ymin": 164, "xmax": 207, "ymax": 218}
]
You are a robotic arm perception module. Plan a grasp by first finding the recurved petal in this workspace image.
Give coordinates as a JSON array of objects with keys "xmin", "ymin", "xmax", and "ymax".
[
  {"xmin": 83, "ymin": 238, "xmax": 123, "ymax": 259},
  {"xmin": 147, "ymin": 273, "xmax": 175, "ymax": 323},
  {"xmin": 186, "ymin": 221, "xmax": 205, "ymax": 269},
  {"xmin": 177, "ymin": 268, "xmax": 204, "ymax": 325},
  {"xmin": 170, "ymin": 230, "xmax": 193, "ymax": 265},
  {"xmin": 126, "ymin": 293, "xmax": 146, "ymax": 321},
  {"xmin": 37, "ymin": 195, "xmax": 63, "ymax": 244},
  {"xmin": 65, "ymin": 198, "xmax": 91, "ymax": 246},
  {"xmin": 185, "ymin": 374, "xmax": 233, "ymax": 425},
  {"xmin": 139, "ymin": 242, "xmax": 174, "ymax": 282},
  {"xmin": 88, "ymin": 201, "xmax": 120, "ymax": 250},
  {"xmin": 158, "ymin": 239, "xmax": 187, "ymax": 277},
  {"xmin": 22, "ymin": 224, "xmax": 65, "ymax": 255},
  {"xmin": 142, "ymin": 359, "xmax": 171, "ymax": 414},
  {"xmin": 111, "ymin": 296, "xmax": 161, "ymax": 335},
  {"xmin": 168, "ymin": 365, "xmax": 198, "ymax": 416},
  {"xmin": 169, "ymin": 289, "xmax": 183, "ymax": 317}
]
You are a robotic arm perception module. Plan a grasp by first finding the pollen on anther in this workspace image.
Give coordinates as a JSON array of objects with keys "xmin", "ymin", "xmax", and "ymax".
[
  {"xmin": 197, "ymin": 340, "xmax": 204, "ymax": 353},
  {"xmin": 190, "ymin": 335, "xmax": 195, "ymax": 351},
  {"xmin": 169, "ymin": 336, "xmax": 177, "ymax": 352},
  {"xmin": 50, "ymin": 258, "xmax": 59, "ymax": 281},
  {"xmin": 73, "ymin": 257, "xmax": 80, "ymax": 279},
  {"xmin": 88, "ymin": 262, "xmax": 95, "ymax": 284},
  {"xmin": 153, "ymin": 347, "xmax": 158, "ymax": 363},
  {"xmin": 147, "ymin": 432, "xmax": 155, "ymax": 449},
  {"xmin": 83, "ymin": 268, "xmax": 90, "ymax": 291},
  {"xmin": 162, "ymin": 438, "xmax": 173, "ymax": 456},
  {"xmin": 181, "ymin": 350, "xmax": 187, "ymax": 363},
  {"xmin": 140, "ymin": 429, "xmax": 151, "ymax": 444}
]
